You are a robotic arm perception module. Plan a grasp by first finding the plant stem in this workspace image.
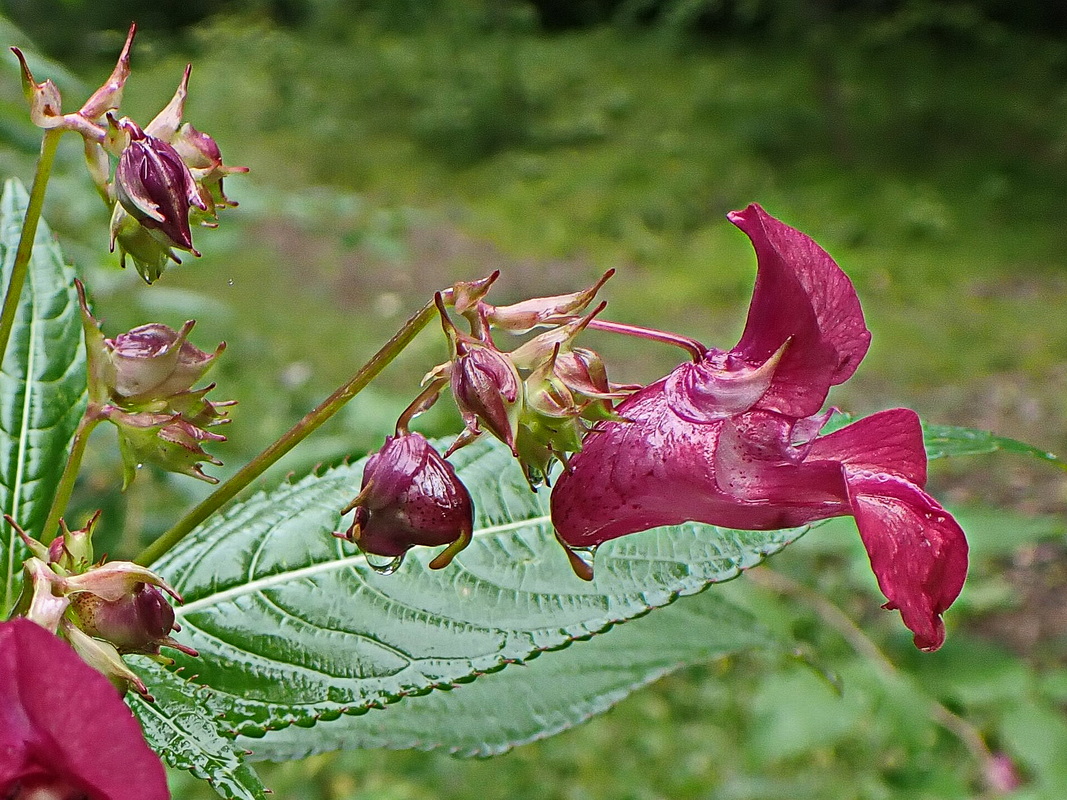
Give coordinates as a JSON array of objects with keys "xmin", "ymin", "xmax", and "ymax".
[
  {"xmin": 135, "ymin": 297, "xmax": 440, "ymax": 566},
  {"xmin": 586, "ymin": 318, "xmax": 707, "ymax": 361},
  {"xmin": 0, "ymin": 129, "xmax": 63, "ymax": 364},
  {"xmin": 40, "ymin": 412, "xmax": 103, "ymax": 545},
  {"xmin": 747, "ymin": 567, "xmax": 1003, "ymax": 796}
]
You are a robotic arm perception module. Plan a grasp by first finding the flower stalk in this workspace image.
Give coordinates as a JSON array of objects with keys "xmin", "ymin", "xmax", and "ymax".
[
  {"xmin": 39, "ymin": 412, "xmax": 106, "ymax": 546},
  {"xmin": 0, "ymin": 128, "xmax": 62, "ymax": 363}
]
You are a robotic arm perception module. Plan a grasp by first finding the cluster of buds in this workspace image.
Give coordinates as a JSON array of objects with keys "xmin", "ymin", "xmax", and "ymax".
[
  {"xmin": 7, "ymin": 512, "xmax": 195, "ymax": 698},
  {"xmin": 12, "ymin": 24, "xmax": 246, "ymax": 282},
  {"xmin": 78, "ymin": 282, "xmax": 232, "ymax": 486},
  {"xmin": 439, "ymin": 270, "xmax": 634, "ymax": 485},
  {"xmin": 339, "ymin": 271, "xmax": 634, "ymax": 570}
]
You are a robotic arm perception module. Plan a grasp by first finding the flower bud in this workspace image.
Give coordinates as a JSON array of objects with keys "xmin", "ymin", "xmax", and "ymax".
[
  {"xmin": 71, "ymin": 582, "xmax": 195, "ymax": 657},
  {"xmin": 341, "ymin": 433, "xmax": 473, "ymax": 570},
  {"xmin": 106, "ymin": 320, "xmax": 223, "ymax": 403},
  {"xmin": 109, "ymin": 203, "xmax": 179, "ymax": 284},
  {"xmin": 114, "ymin": 120, "xmax": 206, "ymax": 255},
  {"xmin": 46, "ymin": 513, "xmax": 98, "ymax": 574},
  {"xmin": 145, "ymin": 65, "xmax": 248, "ymax": 222},
  {"xmin": 451, "ymin": 342, "xmax": 523, "ymax": 454},
  {"xmin": 109, "ymin": 410, "xmax": 225, "ymax": 488}
]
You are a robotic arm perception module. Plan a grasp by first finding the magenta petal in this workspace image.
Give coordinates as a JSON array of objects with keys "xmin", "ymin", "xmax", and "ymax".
[
  {"xmin": 727, "ymin": 204, "xmax": 871, "ymax": 418},
  {"xmin": 0, "ymin": 618, "xmax": 169, "ymax": 799},
  {"xmin": 806, "ymin": 408, "xmax": 928, "ymax": 486},
  {"xmin": 552, "ymin": 383, "xmax": 851, "ymax": 547},
  {"xmin": 846, "ymin": 475, "xmax": 968, "ymax": 651}
]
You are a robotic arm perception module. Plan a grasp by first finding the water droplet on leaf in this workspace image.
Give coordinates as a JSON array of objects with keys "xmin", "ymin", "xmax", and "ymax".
[{"xmin": 365, "ymin": 552, "xmax": 404, "ymax": 575}]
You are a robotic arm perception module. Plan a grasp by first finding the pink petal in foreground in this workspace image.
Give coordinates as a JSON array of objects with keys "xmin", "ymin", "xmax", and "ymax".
[{"xmin": 0, "ymin": 618, "xmax": 169, "ymax": 799}]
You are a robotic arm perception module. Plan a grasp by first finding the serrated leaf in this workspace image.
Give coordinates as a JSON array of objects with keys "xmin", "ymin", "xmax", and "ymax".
[
  {"xmin": 240, "ymin": 589, "xmax": 786, "ymax": 761},
  {"xmin": 129, "ymin": 659, "xmax": 268, "ymax": 800},
  {"xmin": 923, "ymin": 423, "xmax": 1067, "ymax": 469},
  {"xmin": 0, "ymin": 178, "xmax": 86, "ymax": 617},
  {"xmin": 148, "ymin": 436, "xmax": 808, "ymax": 738}
]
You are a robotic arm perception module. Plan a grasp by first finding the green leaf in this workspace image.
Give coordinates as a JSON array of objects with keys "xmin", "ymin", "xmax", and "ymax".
[
  {"xmin": 148, "ymin": 436, "xmax": 807, "ymax": 739},
  {"xmin": 0, "ymin": 178, "xmax": 86, "ymax": 617},
  {"xmin": 923, "ymin": 423, "xmax": 1067, "ymax": 470},
  {"xmin": 240, "ymin": 589, "xmax": 786, "ymax": 761},
  {"xmin": 129, "ymin": 659, "xmax": 268, "ymax": 800}
]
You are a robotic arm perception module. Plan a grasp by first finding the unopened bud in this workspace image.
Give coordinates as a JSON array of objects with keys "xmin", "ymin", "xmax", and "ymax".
[
  {"xmin": 71, "ymin": 582, "xmax": 195, "ymax": 657},
  {"xmin": 114, "ymin": 120, "xmax": 206, "ymax": 255},
  {"xmin": 451, "ymin": 343, "xmax": 523, "ymax": 453},
  {"xmin": 109, "ymin": 409, "xmax": 225, "ymax": 487},
  {"xmin": 341, "ymin": 433, "xmax": 473, "ymax": 570},
  {"xmin": 110, "ymin": 203, "xmax": 179, "ymax": 284},
  {"xmin": 106, "ymin": 320, "xmax": 222, "ymax": 403}
]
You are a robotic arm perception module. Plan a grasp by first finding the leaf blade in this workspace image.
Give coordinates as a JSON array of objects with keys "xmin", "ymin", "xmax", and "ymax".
[
  {"xmin": 923, "ymin": 422, "xmax": 1067, "ymax": 469},
  {"xmin": 0, "ymin": 178, "xmax": 87, "ymax": 617},
  {"xmin": 129, "ymin": 659, "xmax": 268, "ymax": 800},
  {"xmin": 240, "ymin": 589, "xmax": 785, "ymax": 761},
  {"xmin": 148, "ymin": 436, "xmax": 807, "ymax": 738}
]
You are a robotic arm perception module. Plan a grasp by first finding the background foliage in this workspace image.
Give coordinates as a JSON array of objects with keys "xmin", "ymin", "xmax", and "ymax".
[{"xmin": 1, "ymin": 1, "xmax": 1065, "ymax": 797}]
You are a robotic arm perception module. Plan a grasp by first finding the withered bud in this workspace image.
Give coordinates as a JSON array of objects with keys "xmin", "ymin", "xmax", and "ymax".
[{"xmin": 485, "ymin": 270, "xmax": 614, "ymax": 334}]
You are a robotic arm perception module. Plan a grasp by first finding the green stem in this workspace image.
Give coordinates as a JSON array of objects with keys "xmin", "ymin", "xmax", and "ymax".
[
  {"xmin": 135, "ymin": 297, "xmax": 440, "ymax": 566},
  {"xmin": 0, "ymin": 129, "xmax": 63, "ymax": 364},
  {"xmin": 40, "ymin": 412, "xmax": 103, "ymax": 546}
]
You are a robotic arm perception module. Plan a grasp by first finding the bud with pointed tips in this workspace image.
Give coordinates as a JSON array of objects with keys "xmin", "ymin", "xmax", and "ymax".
[
  {"xmin": 71, "ymin": 582, "xmax": 196, "ymax": 658},
  {"xmin": 451, "ymin": 341, "xmax": 523, "ymax": 453},
  {"xmin": 106, "ymin": 319, "xmax": 223, "ymax": 402},
  {"xmin": 485, "ymin": 269, "xmax": 614, "ymax": 334},
  {"xmin": 341, "ymin": 433, "xmax": 474, "ymax": 569},
  {"xmin": 115, "ymin": 119, "xmax": 206, "ymax": 255},
  {"xmin": 109, "ymin": 409, "xmax": 225, "ymax": 488},
  {"xmin": 110, "ymin": 203, "xmax": 180, "ymax": 283}
]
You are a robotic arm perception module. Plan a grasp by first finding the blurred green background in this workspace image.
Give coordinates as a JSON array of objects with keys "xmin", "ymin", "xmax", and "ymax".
[{"xmin": 2, "ymin": 1, "xmax": 1066, "ymax": 797}]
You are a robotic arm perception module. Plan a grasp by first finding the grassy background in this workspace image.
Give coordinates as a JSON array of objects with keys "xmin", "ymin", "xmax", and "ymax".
[{"xmin": 2, "ymin": 4, "xmax": 1066, "ymax": 798}]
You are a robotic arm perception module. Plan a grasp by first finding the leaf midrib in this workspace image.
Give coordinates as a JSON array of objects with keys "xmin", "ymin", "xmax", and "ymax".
[{"xmin": 173, "ymin": 515, "xmax": 552, "ymax": 618}]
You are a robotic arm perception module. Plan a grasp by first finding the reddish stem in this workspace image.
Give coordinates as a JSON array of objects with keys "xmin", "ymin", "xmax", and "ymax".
[{"xmin": 585, "ymin": 318, "xmax": 707, "ymax": 362}]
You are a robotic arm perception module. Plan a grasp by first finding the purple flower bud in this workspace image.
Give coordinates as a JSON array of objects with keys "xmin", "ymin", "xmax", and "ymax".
[
  {"xmin": 106, "ymin": 320, "xmax": 223, "ymax": 402},
  {"xmin": 71, "ymin": 582, "xmax": 194, "ymax": 657},
  {"xmin": 451, "ymin": 343, "xmax": 523, "ymax": 454},
  {"xmin": 342, "ymin": 433, "xmax": 473, "ymax": 569},
  {"xmin": 115, "ymin": 122, "xmax": 206, "ymax": 254}
]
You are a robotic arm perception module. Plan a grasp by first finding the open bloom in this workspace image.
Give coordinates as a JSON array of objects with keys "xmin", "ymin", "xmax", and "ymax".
[
  {"xmin": 0, "ymin": 618, "xmax": 169, "ymax": 799},
  {"xmin": 551, "ymin": 204, "xmax": 968, "ymax": 651}
]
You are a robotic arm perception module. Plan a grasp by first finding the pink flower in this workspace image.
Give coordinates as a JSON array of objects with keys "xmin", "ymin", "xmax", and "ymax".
[
  {"xmin": 550, "ymin": 204, "xmax": 968, "ymax": 651},
  {"xmin": 0, "ymin": 617, "xmax": 169, "ymax": 799}
]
